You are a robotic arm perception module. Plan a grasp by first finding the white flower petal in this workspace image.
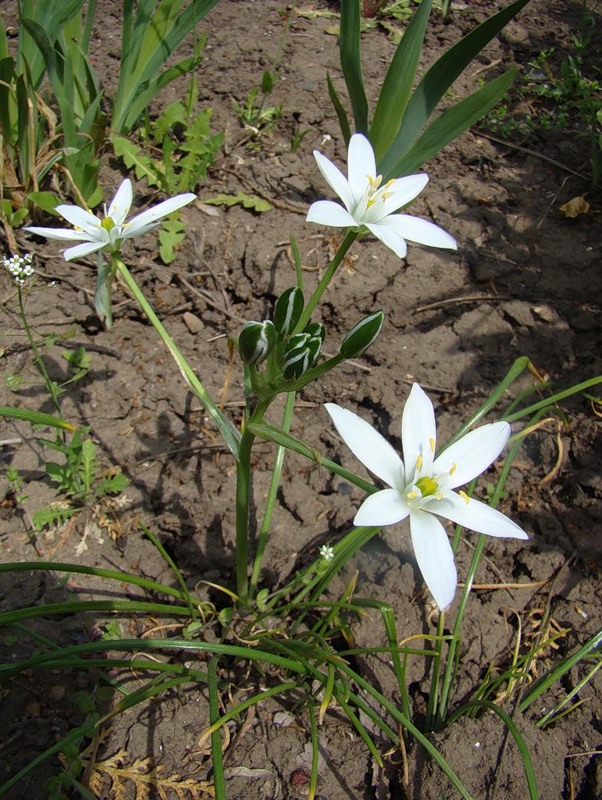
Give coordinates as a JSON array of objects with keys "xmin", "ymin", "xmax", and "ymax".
[
  {"xmin": 313, "ymin": 149, "xmax": 355, "ymax": 211},
  {"xmin": 379, "ymin": 173, "xmax": 429, "ymax": 216},
  {"xmin": 325, "ymin": 403, "xmax": 405, "ymax": 488},
  {"xmin": 125, "ymin": 192, "xmax": 196, "ymax": 233},
  {"xmin": 354, "ymin": 488, "xmax": 410, "ymax": 527},
  {"xmin": 307, "ymin": 200, "xmax": 358, "ymax": 228},
  {"xmin": 364, "ymin": 222, "xmax": 407, "ymax": 258},
  {"xmin": 347, "ymin": 134, "xmax": 376, "ymax": 199},
  {"xmin": 436, "ymin": 491, "xmax": 529, "ymax": 539},
  {"xmin": 108, "ymin": 179, "xmax": 133, "ymax": 224},
  {"xmin": 55, "ymin": 205, "xmax": 100, "ymax": 232},
  {"xmin": 24, "ymin": 226, "xmax": 90, "ymax": 242},
  {"xmin": 120, "ymin": 222, "xmax": 159, "ymax": 240},
  {"xmin": 383, "ymin": 214, "xmax": 457, "ymax": 250},
  {"xmin": 402, "ymin": 384, "xmax": 436, "ymax": 480},
  {"xmin": 410, "ymin": 511, "xmax": 457, "ymax": 610},
  {"xmin": 64, "ymin": 240, "xmax": 107, "ymax": 260},
  {"xmin": 435, "ymin": 422, "xmax": 510, "ymax": 488}
]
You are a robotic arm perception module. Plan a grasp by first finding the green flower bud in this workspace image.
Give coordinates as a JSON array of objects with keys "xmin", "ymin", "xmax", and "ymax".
[
  {"xmin": 282, "ymin": 331, "xmax": 323, "ymax": 379},
  {"xmin": 340, "ymin": 311, "xmax": 384, "ymax": 358},
  {"xmin": 303, "ymin": 321, "xmax": 325, "ymax": 343},
  {"xmin": 287, "ymin": 332, "xmax": 310, "ymax": 351},
  {"xmin": 238, "ymin": 320, "xmax": 277, "ymax": 366},
  {"xmin": 274, "ymin": 287, "xmax": 304, "ymax": 335}
]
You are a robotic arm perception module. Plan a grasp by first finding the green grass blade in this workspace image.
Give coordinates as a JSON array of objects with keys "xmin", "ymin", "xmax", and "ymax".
[
  {"xmin": 370, "ymin": 0, "xmax": 431, "ymax": 160},
  {"xmin": 339, "ymin": 0, "xmax": 369, "ymax": 134},
  {"xmin": 379, "ymin": 0, "xmax": 531, "ymax": 176},
  {"xmin": 208, "ymin": 658, "xmax": 227, "ymax": 800},
  {"xmin": 449, "ymin": 700, "xmax": 539, "ymax": 800},
  {"xmin": 0, "ymin": 638, "xmax": 308, "ymax": 679},
  {"xmin": 384, "ymin": 69, "xmax": 517, "ymax": 178},
  {"xmin": 519, "ymin": 629, "xmax": 602, "ymax": 713},
  {"xmin": 504, "ymin": 375, "xmax": 602, "ymax": 423},
  {"xmin": 0, "ymin": 560, "xmax": 193, "ymax": 600}
]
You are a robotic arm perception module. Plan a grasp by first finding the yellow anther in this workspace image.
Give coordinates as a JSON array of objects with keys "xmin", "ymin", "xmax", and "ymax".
[
  {"xmin": 436, "ymin": 492, "xmax": 443, "ymax": 500},
  {"xmin": 407, "ymin": 491, "xmax": 418, "ymax": 500},
  {"xmin": 459, "ymin": 490, "xmax": 470, "ymax": 505},
  {"xmin": 449, "ymin": 463, "xmax": 457, "ymax": 476},
  {"xmin": 415, "ymin": 454, "xmax": 423, "ymax": 471},
  {"xmin": 429, "ymin": 437, "xmax": 435, "ymax": 454}
]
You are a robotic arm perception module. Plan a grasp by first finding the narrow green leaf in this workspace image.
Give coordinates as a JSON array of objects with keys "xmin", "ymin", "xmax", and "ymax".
[
  {"xmin": 0, "ymin": 405, "xmax": 77, "ymax": 431},
  {"xmin": 379, "ymin": 0, "xmax": 531, "ymax": 176},
  {"xmin": 370, "ymin": 0, "xmax": 431, "ymax": 160},
  {"xmin": 327, "ymin": 72, "xmax": 351, "ymax": 147},
  {"xmin": 339, "ymin": 0, "xmax": 369, "ymax": 134},
  {"xmin": 384, "ymin": 69, "xmax": 517, "ymax": 178}
]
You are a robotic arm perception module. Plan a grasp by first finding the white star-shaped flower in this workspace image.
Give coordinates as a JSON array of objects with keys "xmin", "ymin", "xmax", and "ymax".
[
  {"xmin": 306, "ymin": 133, "xmax": 457, "ymax": 258},
  {"xmin": 325, "ymin": 384, "xmax": 528, "ymax": 610},
  {"xmin": 25, "ymin": 179, "xmax": 195, "ymax": 261}
]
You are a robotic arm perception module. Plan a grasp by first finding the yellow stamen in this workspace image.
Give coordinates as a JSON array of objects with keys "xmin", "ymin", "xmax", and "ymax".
[
  {"xmin": 459, "ymin": 490, "xmax": 470, "ymax": 505},
  {"xmin": 415, "ymin": 454, "xmax": 423, "ymax": 471},
  {"xmin": 429, "ymin": 437, "xmax": 435, "ymax": 454},
  {"xmin": 436, "ymin": 492, "xmax": 443, "ymax": 500},
  {"xmin": 407, "ymin": 491, "xmax": 418, "ymax": 500},
  {"xmin": 449, "ymin": 463, "xmax": 457, "ymax": 476}
]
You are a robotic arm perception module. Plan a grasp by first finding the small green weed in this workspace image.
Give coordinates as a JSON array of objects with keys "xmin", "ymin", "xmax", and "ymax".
[
  {"xmin": 111, "ymin": 101, "xmax": 222, "ymax": 263},
  {"xmin": 235, "ymin": 70, "xmax": 283, "ymax": 134},
  {"xmin": 481, "ymin": 6, "xmax": 602, "ymax": 184}
]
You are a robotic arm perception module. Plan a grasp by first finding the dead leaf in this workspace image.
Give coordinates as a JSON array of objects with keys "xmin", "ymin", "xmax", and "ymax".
[{"xmin": 559, "ymin": 196, "xmax": 590, "ymax": 218}]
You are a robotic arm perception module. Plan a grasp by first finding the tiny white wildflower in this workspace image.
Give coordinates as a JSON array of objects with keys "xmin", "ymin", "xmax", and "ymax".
[
  {"xmin": 3, "ymin": 253, "xmax": 34, "ymax": 285},
  {"xmin": 319, "ymin": 544, "xmax": 335, "ymax": 561}
]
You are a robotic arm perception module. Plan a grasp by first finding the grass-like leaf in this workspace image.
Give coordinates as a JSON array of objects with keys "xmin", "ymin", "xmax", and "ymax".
[
  {"xmin": 378, "ymin": 0, "xmax": 531, "ymax": 176},
  {"xmin": 339, "ymin": 0, "xmax": 369, "ymax": 134},
  {"xmin": 369, "ymin": 0, "xmax": 431, "ymax": 160}
]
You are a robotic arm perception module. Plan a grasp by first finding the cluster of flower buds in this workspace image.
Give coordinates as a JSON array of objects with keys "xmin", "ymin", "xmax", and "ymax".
[
  {"xmin": 3, "ymin": 253, "xmax": 34, "ymax": 286},
  {"xmin": 238, "ymin": 286, "xmax": 384, "ymax": 397}
]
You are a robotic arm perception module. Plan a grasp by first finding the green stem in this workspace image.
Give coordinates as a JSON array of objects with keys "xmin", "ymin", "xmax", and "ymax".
[
  {"xmin": 113, "ymin": 256, "xmax": 241, "ymax": 459},
  {"xmin": 249, "ymin": 391, "xmax": 296, "ymax": 599},
  {"xmin": 236, "ymin": 399, "xmax": 270, "ymax": 600},
  {"xmin": 235, "ymin": 428, "xmax": 254, "ymax": 600},
  {"xmin": 294, "ymin": 230, "xmax": 358, "ymax": 332},
  {"xmin": 425, "ymin": 610, "xmax": 445, "ymax": 730},
  {"xmin": 18, "ymin": 287, "xmax": 63, "ymax": 422}
]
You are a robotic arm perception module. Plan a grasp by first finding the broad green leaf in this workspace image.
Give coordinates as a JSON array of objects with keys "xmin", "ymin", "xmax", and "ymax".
[
  {"xmin": 110, "ymin": 134, "xmax": 163, "ymax": 188},
  {"xmin": 379, "ymin": 0, "xmax": 531, "ymax": 176},
  {"xmin": 370, "ymin": 0, "xmax": 431, "ymax": 160},
  {"xmin": 339, "ymin": 0, "xmax": 369, "ymax": 134},
  {"xmin": 158, "ymin": 213, "xmax": 186, "ymax": 264},
  {"xmin": 204, "ymin": 192, "xmax": 272, "ymax": 212},
  {"xmin": 28, "ymin": 191, "xmax": 60, "ymax": 213},
  {"xmin": 385, "ymin": 69, "xmax": 518, "ymax": 178}
]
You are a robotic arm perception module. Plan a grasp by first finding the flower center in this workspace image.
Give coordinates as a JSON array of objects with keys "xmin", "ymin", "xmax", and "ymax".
[
  {"xmin": 365, "ymin": 174, "xmax": 395, "ymax": 209},
  {"xmin": 101, "ymin": 216, "xmax": 116, "ymax": 232},
  {"xmin": 415, "ymin": 475, "xmax": 439, "ymax": 498}
]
